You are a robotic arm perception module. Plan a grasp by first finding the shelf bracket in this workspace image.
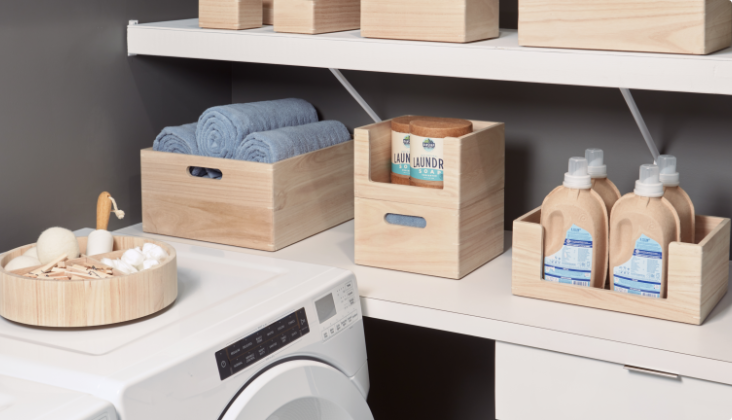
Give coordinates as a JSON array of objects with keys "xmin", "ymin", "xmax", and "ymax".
[
  {"xmin": 619, "ymin": 88, "xmax": 660, "ymax": 163},
  {"xmin": 128, "ymin": 20, "xmax": 139, "ymax": 57},
  {"xmin": 329, "ymin": 68, "xmax": 382, "ymax": 123}
]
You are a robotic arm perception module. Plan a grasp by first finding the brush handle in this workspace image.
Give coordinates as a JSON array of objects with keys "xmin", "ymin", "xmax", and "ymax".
[{"xmin": 96, "ymin": 192, "xmax": 112, "ymax": 230}]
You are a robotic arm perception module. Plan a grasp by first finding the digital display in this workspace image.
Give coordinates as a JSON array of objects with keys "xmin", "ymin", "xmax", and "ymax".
[{"xmin": 315, "ymin": 293, "xmax": 337, "ymax": 324}]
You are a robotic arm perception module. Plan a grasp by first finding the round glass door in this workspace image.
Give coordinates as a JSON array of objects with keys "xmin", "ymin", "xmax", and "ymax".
[{"xmin": 221, "ymin": 359, "xmax": 373, "ymax": 420}]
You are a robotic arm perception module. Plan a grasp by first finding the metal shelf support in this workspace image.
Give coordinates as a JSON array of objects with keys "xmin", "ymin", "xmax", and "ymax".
[
  {"xmin": 329, "ymin": 69, "xmax": 382, "ymax": 123},
  {"xmin": 620, "ymin": 88, "xmax": 660, "ymax": 163}
]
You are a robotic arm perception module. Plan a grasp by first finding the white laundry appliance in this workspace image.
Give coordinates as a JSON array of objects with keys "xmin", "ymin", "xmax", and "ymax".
[{"xmin": 0, "ymin": 239, "xmax": 373, "ymax": 420}]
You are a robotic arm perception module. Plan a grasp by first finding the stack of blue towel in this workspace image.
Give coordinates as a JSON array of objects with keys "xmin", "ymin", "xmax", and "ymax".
[{"xmin": 153, "ymin": 98, "xmax": 351, "ymax": 179}]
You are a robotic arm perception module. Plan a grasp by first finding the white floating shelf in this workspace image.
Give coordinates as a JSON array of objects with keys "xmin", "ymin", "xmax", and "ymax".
[{"xmin": 128, "ymin": 18, "xmax": 732, "ymax": 96}]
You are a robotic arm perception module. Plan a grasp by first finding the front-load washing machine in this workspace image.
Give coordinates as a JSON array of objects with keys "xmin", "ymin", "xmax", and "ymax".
[{"xmin": 0, "ymin": 239, "xmax": 374, "ymax": 420}]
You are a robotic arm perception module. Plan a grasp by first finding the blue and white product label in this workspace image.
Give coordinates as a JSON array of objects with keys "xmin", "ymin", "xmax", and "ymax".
[
  {"xmin": 391, "ymin": 130, "xmax": 411, "ymax": 176},
  {"xmin": 544, "ymin": 224, "xmax": 593, "ymax": 286},
  {"xmin": 410, "ymin": 134, "xmax": 444, "ymax": 182},
  {"xmin": 613, "ymin": 234, "xmax": 663, "ymax": 298}
]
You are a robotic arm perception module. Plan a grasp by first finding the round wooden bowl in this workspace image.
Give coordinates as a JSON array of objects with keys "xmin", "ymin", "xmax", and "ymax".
[{"xmin": 0, "ymin": 236, "xmax": 177, "ymax": 328}]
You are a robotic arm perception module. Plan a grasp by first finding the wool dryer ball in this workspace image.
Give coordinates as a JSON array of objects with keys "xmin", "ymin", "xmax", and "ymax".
[
  {"xmin": 37, "ymin": 227, "xmax": 81, "ymax": 264},
  {"xmin": 4, "ymin": 256, "xmax": 42, "ymax": 271}
]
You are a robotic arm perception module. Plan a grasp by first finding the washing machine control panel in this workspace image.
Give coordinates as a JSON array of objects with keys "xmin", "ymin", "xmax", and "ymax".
[
  {"xmin": 214, "ymin": 308, "xmax": 310, "ymax": 381},
  {"xmin": 316, "ymin": 279, "xmax": 359, "ymax": 342}
]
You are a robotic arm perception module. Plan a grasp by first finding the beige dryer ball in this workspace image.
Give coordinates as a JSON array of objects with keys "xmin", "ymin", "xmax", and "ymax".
[
  {"xmin": 4, "ymin": 256, "xmax": 42, "ymax": 272},
  {"xmin": 37, "ymin": 227, "xmax": 80, "ymax": 264}
]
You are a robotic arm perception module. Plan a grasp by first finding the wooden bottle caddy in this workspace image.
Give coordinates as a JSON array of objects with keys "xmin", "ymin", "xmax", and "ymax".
[
  {"xmin": 354, "ymin": 118, "xmax": 505, "ymax": 279},
  {"xmin": 361, "ymin": 0, "xmax": 499, "ymax": 43},
  {"xmin": 274, "ymin": 0, "xmax": 360, "ymax": 34},
  {"xmin": 519, "ymin": 0, "xmax": 732, "ymax": 54},
  {"xmin": 512, "ymin": 207, "xmax": 731, "ymax": 325},
  {"xmin": 0, "ymin": 236, "xmax": 177, "ymax": 328},
  {"xmin": 140, "ymin": 141, "xmax": 354, "ymax": 252}
]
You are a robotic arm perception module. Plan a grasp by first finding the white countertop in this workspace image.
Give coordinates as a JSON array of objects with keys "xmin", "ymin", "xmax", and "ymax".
[
  {"xmin": 115, "ymin": 222, "xmax": 732, "ymax": 386},
  {"xmin": 127, "ymin": 19, "xmax": 732, "ymax": 96}
]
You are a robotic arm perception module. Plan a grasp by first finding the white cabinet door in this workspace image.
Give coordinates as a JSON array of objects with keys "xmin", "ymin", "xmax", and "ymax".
[{"xmin": 496, "ymin": 341, "xmax": 732, "ymax": 420}]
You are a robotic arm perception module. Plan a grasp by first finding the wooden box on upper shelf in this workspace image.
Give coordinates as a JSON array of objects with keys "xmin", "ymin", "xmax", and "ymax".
[
  {"xmin": 354, "ymin": 118, "xmax": 505, "ymax": 279},
  {"xmin": 512, "ymin": 207, "xmax": 731, "ymax": 325},
  {"xmin": 360, "ymin": 0, "xmax": 499, "ymax": 43},
  {"xmin": 519, "ymin": 0, "xmax": 732, "ymax": 54},
  {"xmin": 273, "ymin": 0, "xmax": 360, "ymax": 34},
  {"xmin": 199, "ymin": 0, "xmax": 263, "ymax": 30},
  {"xmin": 140, "ymin": 140, "xmax": 354, "ymax": 252}
]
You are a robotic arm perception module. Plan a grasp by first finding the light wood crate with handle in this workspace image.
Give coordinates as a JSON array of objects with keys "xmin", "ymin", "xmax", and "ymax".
[
  {"xmin": 512, "ymin": 207, "xmax": 731, "ymax": 325},
  {"xmin": 199, "ymin": 0, "xmax": 263, "ymax": 30},
  {"xmin": 274, "ymin": 0, "xmax": 360, "ymax": 34},
  {"xmin": 354, "ymin": 118, "xmax": 505, "ymax": 279},
  {"xmin": 519, "ymin": 0, "xmax": 732, "ymax": 54},
  {"xmin": 141, "ymin": 141, "xmax": 354, "ymax": 252}
]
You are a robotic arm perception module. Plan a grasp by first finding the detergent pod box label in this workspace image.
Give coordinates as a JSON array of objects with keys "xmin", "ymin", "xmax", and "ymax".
[
  {"xmin": 391, "ymin": 131, "xmax": 411, "ymax": 176},
  {"xmin": 544, "ymin": 224, "xmax": 593, "ymax": 286},
  {"xmin": 410, "ymin": 134, "xmax": 444, "ymax": 182},
  {"xmin": 613, "ymin": 234, "xmax": 662, "ymax": 298}
]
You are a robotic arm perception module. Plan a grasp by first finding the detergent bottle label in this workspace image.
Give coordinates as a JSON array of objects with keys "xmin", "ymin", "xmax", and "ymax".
[
  {"xmin": 613, "ymin": 234, "xmax": 662, "ymax": 298},
  {"xmin": 544, "ymin": 224, "xmax": 593, "ymax": 286},
  {"xmin": 410, "ymin": 134, "xmax": 444, "ymax": 182}
]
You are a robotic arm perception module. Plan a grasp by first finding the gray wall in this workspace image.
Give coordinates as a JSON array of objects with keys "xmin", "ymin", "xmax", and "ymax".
[
  {"xmin": 0, "ymin": 1, "xmax": 230, "ymax": 252},
  {"xmin": 232, "ymin": 63, "xmax": 732, "ymax": 238}
]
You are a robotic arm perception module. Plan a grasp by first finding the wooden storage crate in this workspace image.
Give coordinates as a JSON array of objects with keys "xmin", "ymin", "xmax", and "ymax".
[
  {"xmin": 519, "ymin": 0, "xmax": 732, "ymax": 54},
  {"xmin": 354, "ymin": 118, "xmax": 505, "ymax": 279},
  {"xmin": 274, "ymin": 0, "xmax": 360, "ymax": 34},
  {"xmin": 361, "ymin": 0, "xmax": 499, "ymax": 43},
  {"xmin": 512, "ymin": 207, "xmax": 731, "ymax": 325},
  {"xmin": 141, "ymin": 141, "xmax": 354, "ymax": 252},
  {"xmin": 199, "ymin": 0, "xmax": 263, "ymax": 30}
]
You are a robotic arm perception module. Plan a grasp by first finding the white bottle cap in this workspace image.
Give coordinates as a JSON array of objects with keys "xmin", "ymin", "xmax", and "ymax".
[
  {"xmin": 657, "ymin": 154, "xmax": 680, "ymax": 187},
  {"xmin": 585, "ymin": 148, "xmax": 607, "ymax": 178},
  {"xmin": 563, "ymin": 157, "xmax": 592, "ymax": 189},
  {"xmin": 634, "ymin": 164, "xmax": 664, "ymax": 197}
]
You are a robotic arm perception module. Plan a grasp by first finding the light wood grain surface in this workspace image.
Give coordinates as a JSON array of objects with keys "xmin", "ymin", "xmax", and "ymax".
[
  {"xmin": 519, "ymin": 0, "xmax": 732, "ymax": 54},
  {"xmin": 199, "ymin": 0, "xmax": 263, "ymax": 30},
  {"xmin": 0, "ymin": 236, "xmax": 177, "ymax": 328},
  {"xmin": 141, "ymin": 142, "xmax": 353, "ymax": 252},
  {"xmin": 513, "ymin": 207, "xmax": 730, "ymax": 325},
  {"xmin": 361, "ymin": 0, "xmax": 499, "ymax": 43},
  {"xmin": 274, "ymin": 0, "xmax": 360, "ymax": 34},
  {"xmin": 355, "ymin": 119, "xmax": 505, "ymax": 210}
]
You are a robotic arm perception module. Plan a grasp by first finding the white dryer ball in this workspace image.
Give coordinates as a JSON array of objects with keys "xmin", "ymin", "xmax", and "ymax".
[
  {"xmin": 121, "ymin": 248, "xmax": 146, "ymax": 270},
  {"xmin": 142, "ymin": 243, "xmax": 168, "ymax": 261},
  {"xmin": 115, "ymin": 260, "xmax": 138, "ymax": 275},
  {"xmin": 37, "ymin": 227, "xmax": 80, "ymax": 264},
  {"xmin": 4, "ymin": 256, "xmax": 42, "ymax": 272},
  {"xmin": 87, "ymin": 230, "xmax": 114, "ymax": 256},
  {"xmin": 142, "ymin": 259, "xmax": 159, "ymax": 270},
  {"xmin": 23, "ymin": 247, "xmax": 38, "ymax": 259}
]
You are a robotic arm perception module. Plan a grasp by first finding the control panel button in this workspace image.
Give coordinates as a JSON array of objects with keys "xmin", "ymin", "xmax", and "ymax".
[{"xmin": 215, "ymin": 350, "xmax": 233, "ymax": 381}]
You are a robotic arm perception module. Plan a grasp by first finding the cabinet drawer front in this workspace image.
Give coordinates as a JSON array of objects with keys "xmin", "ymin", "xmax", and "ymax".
[{"xmin": 496, "ymin": 342, "xmax": 732, "ymax": 420}]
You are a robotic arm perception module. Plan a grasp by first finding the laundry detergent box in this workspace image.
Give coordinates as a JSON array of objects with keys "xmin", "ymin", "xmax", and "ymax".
[
  {"xmin": 354, "ymin": 117, "xmax": 505, "ymax": 279},
  {"xmin": 512, "ymin": 207, "xmax": 730, "ymax": 325}
]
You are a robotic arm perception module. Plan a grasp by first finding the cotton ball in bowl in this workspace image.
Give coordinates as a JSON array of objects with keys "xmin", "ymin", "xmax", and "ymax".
[
  {"xmin": 121, "ymin": 248, "xmax": 146, "ymax": 270},
  {"xmin": 142, "ymin": 259, "xmax": 159, "ymax": 270},
  {"xmin": 115, "ymin": 260, "xmax": 139, "ymax": 275},
  {"xmin": 4, "ymin": 256, "xmax": 42, "ymax": 272},
  {"xmin": 37, "ymin": 227, "xmax": 80, "ymax": 264},
  {"xmin": 142, "ymin": 243, "xmax": 168, "ymax": 262},
  {"xmin": 23, "ymin": 247, "xmax": 38, "ymax": 259}
]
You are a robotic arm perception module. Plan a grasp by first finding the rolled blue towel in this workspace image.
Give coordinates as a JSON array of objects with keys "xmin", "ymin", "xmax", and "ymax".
[
  {"xmin": 385, "ymin": 214, "xmax": 427, "ymax": 229},
  {"xmin": 196, "ymin": 99, "xmax": 318, "ymax": 159},
  {"xmin": 153, "ymin": 123, "xmax": 199, "ymax": 155},
  {"xmin": 232, "ymin": 120, "xmax": 351, "ymax": 164}
]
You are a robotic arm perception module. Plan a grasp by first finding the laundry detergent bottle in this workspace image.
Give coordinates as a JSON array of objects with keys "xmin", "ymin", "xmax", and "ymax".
[
  {"xmin": 585, "ymin": 148, "xmax": 621, "ymax": 216},
  {"xmin": 541, "ymin": 157, "xmax": 608, "ymax": 288},
  {"xmin": 658, "ymin": 155, "xmax": 695, "ymax": 243},
  {"xmin": 610, "ymin": 164, "xmax": 680, "ymax": 298}
]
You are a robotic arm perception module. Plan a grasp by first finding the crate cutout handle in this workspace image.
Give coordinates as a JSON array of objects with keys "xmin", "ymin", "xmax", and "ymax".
[
  {"xmin": 385, "ymin": 213, "xmax": 426, "ymax": 228},
  {"xmin": 187, "ymin": 166, "xmax": 222, "ymax": 180}
]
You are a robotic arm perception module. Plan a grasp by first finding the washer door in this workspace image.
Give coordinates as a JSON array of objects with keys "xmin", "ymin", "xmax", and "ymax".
[{"xmin": 221, "ymin": 359, "xmax": 374, "ymax": 420}]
